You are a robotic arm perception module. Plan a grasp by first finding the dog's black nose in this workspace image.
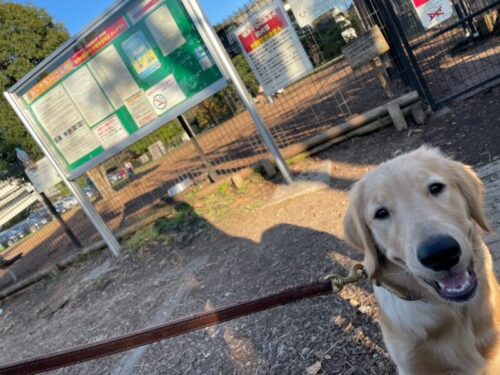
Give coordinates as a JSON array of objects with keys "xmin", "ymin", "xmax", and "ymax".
[{"xmin": 417, "ymin": 235, "xmax": 461, "ymax": 271}]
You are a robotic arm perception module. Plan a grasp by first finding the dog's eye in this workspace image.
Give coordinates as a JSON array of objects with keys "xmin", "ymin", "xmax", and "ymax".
[
  {"xmin": 429, "ymin": 182, "xmax": 445, "ymax": 196},
  {"xmin": 374, "ymin": 208, "xmax": 390, "ymax": 220}
]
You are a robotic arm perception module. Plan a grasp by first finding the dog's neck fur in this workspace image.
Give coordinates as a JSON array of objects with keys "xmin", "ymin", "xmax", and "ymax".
[{"xmin": 373, "ymin": 237, "xmax": 500, "ymax": 374}]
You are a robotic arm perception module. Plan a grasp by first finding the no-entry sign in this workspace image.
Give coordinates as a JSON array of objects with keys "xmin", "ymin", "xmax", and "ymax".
[{"xmin": 412, "ymin": 0, "xmax": 453, "ymax": 30}]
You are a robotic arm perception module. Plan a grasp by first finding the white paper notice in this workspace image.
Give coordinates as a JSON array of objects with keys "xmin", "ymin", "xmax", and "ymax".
[
  {"xmin": 236, "ymin": 1, "xmax": 313, "ymax": 96},
  {"xmin": 63, "ymin": 66, "xmax": 114, "ymax": 126},
  {"xmin": 125, "ymin": 91, "xmax": 158, "ymax": 127},
  {"xmin": 88, "ymin": 46, "xmax": 140, "ymax": 109},
  {"xmin": 146, "ymin": 5, "xmax": 186, "ymax": 56},
  {"xmin": 194, "ymin": 46, "xmax": 214, "ymax": 70},
  {"xmin": 31, "ymin": 87, "xmax": 100, "ymax": 164},
  {"xmin": 25, "ymin": 158, "xmax": 62, "ymax": 193},
  {"xmin": 93, "ymin": 115, "xmax": 129, "ymax": 149},
  {"xmin": 146, "ymin": 75, "xmax": 186, "ymax": 115}
]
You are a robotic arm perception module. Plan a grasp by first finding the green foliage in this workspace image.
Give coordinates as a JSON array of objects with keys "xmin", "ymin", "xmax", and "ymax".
[
  {"xmin": 0, "ymin": 2, "xmax": 69, "ymax": 179},
  {"xmin": 127, "ymin": 121, "xmax": 184, "ymax": 156},
  {"xmin": 48, "ymin": 269, "xmax": 62, "ymax": 284},
  {"xmin": 153, "ymin": 204, "xmax": 200, "ymax": 234},
  {"xmin": 232, "ymin": 54, "xmax": 260, "ymax": 96},
  {"xmin": 125, "ymin": 204, "xmax": 201, "ymax": 252},
  {"xmin": 298, "ymin": 17, "xmax": 345, "ymax": 65},
  {"xmin": 52, "ymin": 176, "xmax": 87, "ymax": 198},
  {"xmin": 192, "ymin": 92, "xmax": 234, "ymax": 131},
  {"xmin": 125, "ymin": 226, "xmax": 166, "ymax": 253},
  {"xmin": 191, "ymin": 55, "xmax": 258, "ymax": 132}
]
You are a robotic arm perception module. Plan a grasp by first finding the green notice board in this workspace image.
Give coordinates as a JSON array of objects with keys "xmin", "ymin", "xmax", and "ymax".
[{"xmin": 12, "ymin": 0, "xmax": 226, "ymax": 179}]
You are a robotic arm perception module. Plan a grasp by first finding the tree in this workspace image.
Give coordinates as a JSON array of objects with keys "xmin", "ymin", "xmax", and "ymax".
[{"xmin": 0, "ymin": 2, "xmax": 69, "ymax": 179}]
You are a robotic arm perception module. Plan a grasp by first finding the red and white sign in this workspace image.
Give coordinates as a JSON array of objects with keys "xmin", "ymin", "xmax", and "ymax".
[
  {"xmin": 412, "ymin": 0, "xmax": 453, "ymax": 30},
  {"xmin": 71, "ymin": 18, "xmax": 129, "ymax": 67},
  {"xmin": 127, "ymin": 0, "xmax": 162, "ymax": 24},
  {"xmin": 236, "ymin": 0, "xmax": 313, "ymax": 96}
]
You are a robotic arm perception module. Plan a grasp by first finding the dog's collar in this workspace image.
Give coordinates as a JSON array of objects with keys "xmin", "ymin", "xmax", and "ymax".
[
  {"xmin": 372, "ymin": 247, "xmax": 423, "ymax": 302},
  {"xmin": 374, "ymin": 278, "xmax": 422, "ymax": 302}
]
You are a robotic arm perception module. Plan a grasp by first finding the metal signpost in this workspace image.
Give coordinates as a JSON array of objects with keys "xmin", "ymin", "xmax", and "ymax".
[
  {"xmin": 4, "ymin": 0, "xmax": 293, "ymax": 255},
  {"xmin": 183, "ymin": 0, "xmax": 294, "ymax": 184}
]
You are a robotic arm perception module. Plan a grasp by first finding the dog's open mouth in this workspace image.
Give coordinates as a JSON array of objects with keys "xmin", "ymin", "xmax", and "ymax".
[{"xmin": 425, "ymin": 263, "xmax": 478, "ymax": 303}]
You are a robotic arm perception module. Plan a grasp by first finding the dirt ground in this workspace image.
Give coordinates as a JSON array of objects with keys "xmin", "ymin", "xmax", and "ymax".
[{"xmin": 0, "ymin": 86, "xmax": 499, "ymax": 374}]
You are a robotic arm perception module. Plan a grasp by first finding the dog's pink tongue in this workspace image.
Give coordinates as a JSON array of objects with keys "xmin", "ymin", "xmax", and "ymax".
[{"xmin": 439, "ymin": 271, "xmax": 469, "ymax": 289}]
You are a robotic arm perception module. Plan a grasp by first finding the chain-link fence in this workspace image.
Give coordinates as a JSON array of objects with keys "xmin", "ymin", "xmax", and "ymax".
[
  {"xmin": 0, "ymin": 0, "xmax": 416, "ymax": 292},
  {"xmin": 387, "ymin": 0, "xmax": 500, "ymax": 105},
  {"xmin": 3, "ymin": 0, "xmax": 498, "ymax": 292}
]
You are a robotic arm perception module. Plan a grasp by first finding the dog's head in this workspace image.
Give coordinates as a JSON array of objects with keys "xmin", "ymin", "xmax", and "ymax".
[{"xmin": 343, "ymin": 147, "xmax": 491, "ymax": 303}]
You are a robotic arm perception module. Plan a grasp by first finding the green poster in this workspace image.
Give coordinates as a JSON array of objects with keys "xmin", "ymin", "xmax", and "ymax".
[{"xmin": 11, "ymin": 0, "xmax": 226, "ymax": 179}]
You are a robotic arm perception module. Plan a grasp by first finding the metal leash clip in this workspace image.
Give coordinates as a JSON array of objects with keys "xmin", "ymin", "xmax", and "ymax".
[{"xmin": 324, "ymin": 264, "xmax": 366, "ymax": 293}]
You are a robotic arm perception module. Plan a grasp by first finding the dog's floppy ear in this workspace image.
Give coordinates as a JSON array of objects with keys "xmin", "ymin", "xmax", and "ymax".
[
  {"xmin": 451, "ymin": 161, "xmax": 492, "ymax": 232},
  {"xmin": 343, "ymin": 183, "xmax": 380, "ymax": 277}
]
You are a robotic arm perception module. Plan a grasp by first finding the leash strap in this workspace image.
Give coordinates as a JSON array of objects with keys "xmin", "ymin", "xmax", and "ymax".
[{"xmin": 0, "ymin": 278, "xmax": 344, "ymax": 374}]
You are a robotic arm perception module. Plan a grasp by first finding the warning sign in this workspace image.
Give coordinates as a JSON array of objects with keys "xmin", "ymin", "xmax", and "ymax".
[
  {"xmin": 411, "ymin": 0, "xmax": 453, "ymax": 30},
  {"xmin": 146, "ymin": 75, "xmax": 186, "ymax": 115}
]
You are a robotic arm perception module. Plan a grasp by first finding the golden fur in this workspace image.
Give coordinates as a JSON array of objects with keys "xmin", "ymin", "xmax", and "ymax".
[{"xmin": 343, "ymin": 147, "xmax": 500, "ymax": 374}]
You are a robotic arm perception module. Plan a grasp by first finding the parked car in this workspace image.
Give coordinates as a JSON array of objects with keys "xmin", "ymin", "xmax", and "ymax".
[
  {"xmin": 106, "ymin": 167, "xmax": 127, "ymax": 184},
  {"xmin": 83, "ymin": 186, "xmax": 98, "ymax": 200},
  {"xmin": 62, "ymin": 196, "xmax": 78, "ymax": 210},
  {"xmin": 0, "ymin": 231, "xmax": 10, "ymax": 249},
  {"xmin": 4, "ymin": 227, "xmax": 25, "ymax": 247},
  {"xmin": 26, "ymin": 209, "xmax": 53, "ymax": 233},
  {"xmin": 54, "ymin": 201, "xmax": 68, "ymax": 214},
  {"xmin": 28, "ymin": 208, "xmax": 52, "ymax": 223}
]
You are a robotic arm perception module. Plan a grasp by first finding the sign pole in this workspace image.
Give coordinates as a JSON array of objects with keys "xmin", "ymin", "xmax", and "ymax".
[
  {"xmin": 185, "ymin": 0, "xmax": 294, "ymax": 185},
  {"xmin": 39, "ymin": 192, "xmax": 83, "ymax": 248},
  {"xmin": 4, "ymin": 92, "xmax": 121, "ymax": 257},
  {"xmin": 177, "ymin": 115, "xmax": 218, "ymax": 182}
]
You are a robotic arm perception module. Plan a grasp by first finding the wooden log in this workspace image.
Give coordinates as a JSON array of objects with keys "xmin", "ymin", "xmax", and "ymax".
[
  {"xmin": 281, "ymin": 91, "xmax": 419, "ymax": 158},
  {"xmin": 295, "ymin": 105, "xmax": 414, "ymax": 159}
]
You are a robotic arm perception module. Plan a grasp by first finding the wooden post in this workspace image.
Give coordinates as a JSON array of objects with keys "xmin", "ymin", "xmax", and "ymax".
[
  {"xmin": 370, "ymin": 60, "xmax": 394, "ymax": 98},
  {"xmin": 386, "ymin": 102, "xmax": 408, "ymax": 131}
]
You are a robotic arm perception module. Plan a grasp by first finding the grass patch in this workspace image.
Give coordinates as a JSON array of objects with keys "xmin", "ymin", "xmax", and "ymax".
[
  {"xmin": 124, "ymin": 204, "xmax": 203, "ymax": 252},
  {"xmin": 154, "ymin": 204, "xmax": 200, "ymax": 234},
  {"xmin": 48, "ymin": 269, "xmax": 62, "ymax": 284},
  {"xmin": 125, "ymin": 226, "xmax": 167, "ymax": 252},
  {"xmin": 287, "ymin": 153, "xmax": 310, "ymax": 166}
]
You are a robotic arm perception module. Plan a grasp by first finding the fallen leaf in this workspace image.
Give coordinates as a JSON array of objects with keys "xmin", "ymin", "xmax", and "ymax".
[{"xmin": 306, "ymin": 361, "xmax": 322, "ymax": 375}]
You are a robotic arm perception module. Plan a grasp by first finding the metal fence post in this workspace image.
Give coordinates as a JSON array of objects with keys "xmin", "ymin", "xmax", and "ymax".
[
  {"xmin": 377, "ymin": 0, "xmax": 438, "ymax": 109},
  {"xmin": 184, "ymin": 0, "xmax": 294, "ymax": 185}
]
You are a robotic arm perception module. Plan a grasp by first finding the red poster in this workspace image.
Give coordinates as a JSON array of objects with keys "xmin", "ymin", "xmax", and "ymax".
[
  {"xmin": 413, "ymin": 0, "xmax": 430, "ymax": 7},
  {"xmin": 128, "ymin": 0, "xmax": 162, "ymax": 23},
  {"xmin": 71, "ymin": 18, "xmax": 129, "ymax": 67},
  {"xmin": 24, "ymin": 61, "xmax": 74, "ymax": 104},
  {"xmin": 238, "ymin": 8, "xmax": 287, "ymax": 53}
]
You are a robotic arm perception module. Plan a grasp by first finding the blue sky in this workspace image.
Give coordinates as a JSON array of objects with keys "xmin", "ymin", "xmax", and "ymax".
[{"xmin": 12, "ymin": 0, "xmax": 249, "ymax": 35}]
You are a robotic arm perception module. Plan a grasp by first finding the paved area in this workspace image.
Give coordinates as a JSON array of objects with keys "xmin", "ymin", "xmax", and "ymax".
[{"xmin": 478, "ymin": 160, "xmax": 500, "ymax": 276}]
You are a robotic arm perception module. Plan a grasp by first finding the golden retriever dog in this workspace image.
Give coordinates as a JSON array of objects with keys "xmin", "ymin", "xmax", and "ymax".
[{"xmin": 343, "ymin": 147, "xmax": 500, "ymax": 374}]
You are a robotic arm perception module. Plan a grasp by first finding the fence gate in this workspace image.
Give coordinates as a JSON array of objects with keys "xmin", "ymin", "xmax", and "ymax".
[{"xmin": 374, "ymin": 0, "xmax": 500, "ymax": 108}]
